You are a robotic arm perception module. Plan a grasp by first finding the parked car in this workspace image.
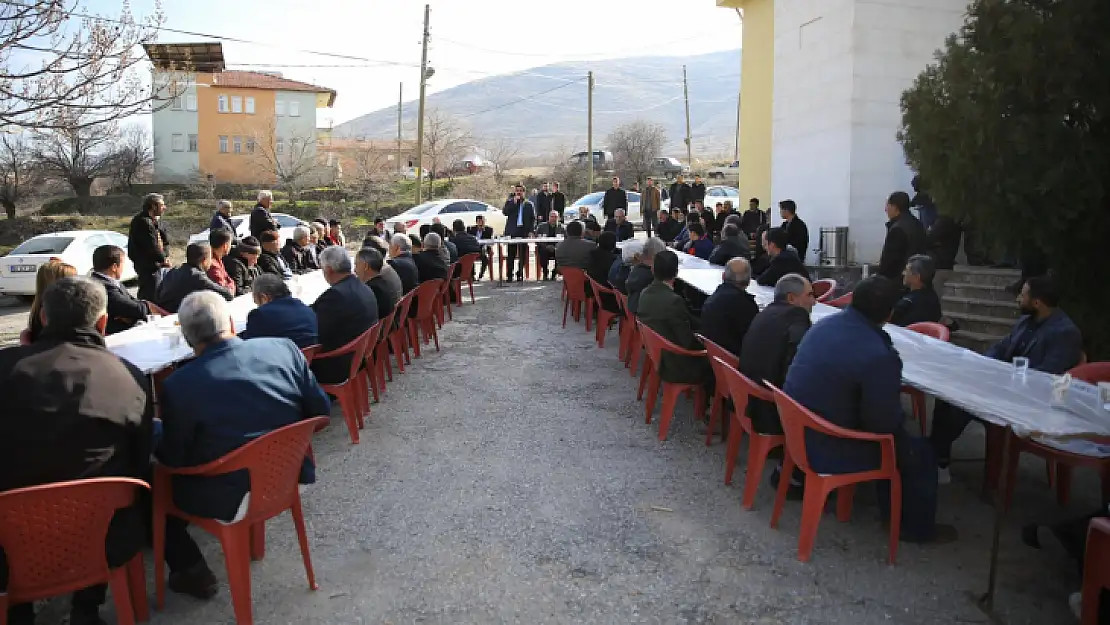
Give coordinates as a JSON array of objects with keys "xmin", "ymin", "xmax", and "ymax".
[
  {"xmin": 652, "ymin": 157, "xmax": 690, "ymax": 178},
  {"xmin": 0, "ymin": 230, "xmax": 136, "ymax": 297},
  {"xmin": 707, "ymin": 160, "xmax": 740, "ymax": 179},
  {"xmin": 387, "ymin": 198, "xmax": 507, "ymax": 236},
  {"xmin": 563, "ymin": 191, "xmax": 643, "ymax": 225},
  {"xmin": 188, "ymin": 212, "xmax": 307, "ymax": 245},
  {"xmin": 704, "ymin": 185, "xmax": 741, "ymax": 207},
  {"xmin": 568, "ymin": 150, "xmax": 616, "ymax": 172}
]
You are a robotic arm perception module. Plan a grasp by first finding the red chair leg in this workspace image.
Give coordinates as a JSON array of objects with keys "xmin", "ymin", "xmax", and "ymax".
[
  {"xmin": 409, "ymin": 320, "xmax": 422, "ymax": 358},
  {"xmin": 797, "ymin": 483, "xmax": 834, "ymax": 562},
  {"xmin": 250, "ymin": 522, "xmax": 266, "ymax": 561},
  {"xmin": 219, "ymin": 526, "xmax": 255, "ymax": 625},
  {"xmin": 835, "ymin": 485, "xmax": 856, "ymax": 522},
  {"xmin": 656, "ymin": 384, "xmax": 684, "ymax": 441},
  {"xmin": 562, "ymin": 298, "xmax": 570, "ymax": 328},
  {"xmin": 339, "ymin": 391, "xmax": 360, "ymax": 444},
  {"xmin": 468, "ymin": 279, "xmax": 475, "ymax": 304},
  {"xmin": 126, "ymin": 554, "xmax": 149, "ymax": 622},
  {"xmin": 636, "ymin": 359, "xmax": 652, "ymax": 401},
  {"xmin": 771, "ymin": 452, "xmax": 795, "ymax": 529},
  {"xmin": 152, "ymin": 507, "xmax": 166, "ymax": 609},
  {"xmin": 291, "ymin": 496, "xmax": 319, "ymax": 590},
  {"xmin": 109, "ymin": 565, "xmax": 137, "ymax": 625},
  {"xmin": 724, "ymin": 416, "xmax": 744, "ymax": 486},
  {"xmin": 887, "ymin": 475, "xmax": 902, "ymax": 565},
  {"xmin": 742, "ymin": 437, "xmax": 774, "ymax": 510},
  {"xmin": 644, "ymin": 373, "xmax": 660, "ymax": 424}
]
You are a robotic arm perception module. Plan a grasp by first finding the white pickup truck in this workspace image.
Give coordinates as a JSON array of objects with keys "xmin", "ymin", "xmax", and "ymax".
[{"xmin": 707, "ymin": 160, "xmax": 739, "ymax": 180}]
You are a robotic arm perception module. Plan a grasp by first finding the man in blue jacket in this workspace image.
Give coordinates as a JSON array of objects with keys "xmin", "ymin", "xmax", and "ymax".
[
  {"xmin": 930, "ymin": 275, "xmax": 1083, "ymax": 483},
  {"xmin": 158, "ymin": 290, "xmax": 329, "ymax": 601},
  {"xmin": 240, "ymin": 274, "xmax": 318, "ymax": 348},
  {"xmin": 784, "ymin": 276, "xmax": 956, "ymax": 544}
]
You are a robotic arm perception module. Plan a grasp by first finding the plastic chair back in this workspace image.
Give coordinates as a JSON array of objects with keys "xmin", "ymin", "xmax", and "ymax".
[
  {"xmin": 1071, "ymin": 362, "xmax": 1110, "ymax": 385},
  {"xmin": 695, "ymin": 334, "xmax": 738, "ymax": 370},
  {"xmin": 812, "ymin": 279, "xmax": 837, "ymax": 302},
  {"xmin": 457, "ymin": 253, "xmax": 478, "ymax": 280},
  {"xmin": 162, "ymin": 417, "xmax": 329, "ymax": 523},
  {"xmin": 0, "ymin": 478, "xmax": 148, "ymax": 600},
  {"xmin": 316, "ymin": 324, "xmax": 378, "ymax": 384},
  {"xmin": 442, "ymin": 264, "xmax": 459, "ymax": 295},
  {"xmin": 906, "ymin": 321, "xmax": 950, "ymax": 342},
  {"xmin": 300, "ymin": 345, "xmax": 320, "ymax": 364},
  {"xmin": 638, "ymin": 321, "xmax": 707, "ymax": 368},
  {"xmin": 715, "ymin": 357, "xmax": 773, "ymax": 422},
  {"xmin": 587, "ymin": 276, "xmax": 615, "ymax": 306},
  {"xmin": 561, "ymin": 267, "xmax": 588, "ymax": 301},
  {"xmin": 394, "ymin": 290, "xmax": 415, "ymax": 325},
  {"xmin": 413, "ymin": 279, "xmax": 444, "ymax": 319},
  {"xmin": 825, "ymin": 292, "xmax": 853, "ymax": 308},
  {"xmin": 768, "ymin": 384, "xmax": 891, "ymax": 475},
  {"xmin": 377, "ymin": 309, "xmax": 397, "ymax": 343}
]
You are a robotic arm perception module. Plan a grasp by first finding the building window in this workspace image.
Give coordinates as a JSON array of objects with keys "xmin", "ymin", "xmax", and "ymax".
[
  {"xmin": 217, "ymin": 95, "xmax": 229, "ymax": 113},
  {"xmin": 233, "ymin": 136, "xmax": 242, "ymax": 154},
  {"xmin": 246, "ymin": 137, "xmax": 255, "ymax": 154},
  {"xmin": 219, "ymin": 135, "xmax": 228, "ymax": 153},
  {"xmin": 245, "ymin": 97, "xmax": 255, "ymax": 114},
  {"xmin": 187, "ymin": 134, "xmax": 198, "ymax": 152},
  {"xmin": 171, "ymin": 133, "xmax": 184, "ymax": 151},
  {"xmin": 289, "ymin": 101, "xmax": 301, "ymax": 117},
  {"xmin": 231, "ymin": 96, "xmax": 242, "ymax": 113},
  {"xmin": 185, "ymin": 94, "xmax": 197, "ymax": 111},
  {"xmin": 171, "ymin": 96, "xmax": 182, "ymax": 110},
  {"xmin": 276, "ymin": 139, "xmax": 284, "ymax": 155},
  {"xmin": 275, "ymin": 100, "xmax": 286, "ymax": 117}
]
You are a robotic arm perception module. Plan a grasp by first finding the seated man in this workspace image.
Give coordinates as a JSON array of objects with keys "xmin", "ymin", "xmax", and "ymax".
[
  {"xmin": 414, "ymin": 232, "xmax": 450, "ymax": 283},
  {"xmin": 583, "ymin": 219, "xmax": 602, "ymax": 242},
  {"xmin": 891, "ymin": 254, "xmax": 942, "ymax": 327},
  {"xmin": 635, "ymin": 250, "xmax": 713, "ymax": 392},
  {"xmin": 159, "ymin": 291, "xmax": 330, "ymax": 600},
  {"xmin": 207, "ymin": 227, "xmax": 237, "ymax": 296},
  {"xmin": 224, "ymin": 236, "xmax": 263, "ymax": 294},
  {"xmin": 535, "ymin": 210, "xmax": 566, "ymax": 281},
  {"xmin": 587, "ymin": 232, "xmax": 620, "ymax": 313},
  {"xmin": 387, "ymin": 234, "xmax": 420, "ymax": 294},
  {"xmin": 355, "ymin": 247, "xmax": 400, "ymax": 320},
  {"xmin": 626, "ymin": 237, "xmax": 667, "ymax": 314},
  {"xmin": 784, "ymin": 276, "xmax": 956, "ymax": 544},
  {"xmin": 91, "ymin": 244, "xmax": 164, "ymax": 334},
  {"xmin": 699, "ymin": 258, "xmax": 758, "ymax": 357},
  {"xmin": 657, "ymin": 208, "xmax": 682, "ymax": 243},
  {"xmin": 363, "ymin": 236, "xmax": 406, "ymax": 299},
  {"xmin": 755, "ymin": 227, "xmax": 810, "ymax": 287},
  {"xmin": 0, "ymin": 277, "xmax": 154, "ymax": 625},
  {"xmin": 156, "ymin": 242, "xmax": 234, "ymax": 313},
  {"xmin": 281, "ymin": 226, "xmax": 312, "ymax": 275},
  {"xmin": 684, "ymin": 222, "xmax": 713, "ymax": 260},
  {"xmin": 929, "ymin": 275, "xmax": 1082, "ymax": 483},
  {"xmin": 311, "ymin": 247, "xmax": 379, "ymax": 385},
  {"xmin": 603, "ymin": 209, "xmax": 635, "ymax": 242},
  {"xmin": 466, "ymin": 215, "xmax": 495, "ymax": 280},
  {"xmin": 610, "ymin": 239, "xmax": 643, "ymax": 294},
  {"xmin": 554, "ymin": 220, "xmax": 596, "ymax": 272},
  {"xmin": 709, "ymin": 224, "xmax": 751, "ymax": 266},
  {"xmin": 451, "ymin": 219, "xmax": 482, "ymax": 258},
  {"xmin": 431, "ymin": 223, "xmax": 458, "ymax": 264},
  {"xmin": 258, "ymin": 230, "xmax": 294, "ymax": 279},
  {"xmin": 240, "ymin": 274, "xmax": 319, "ymax": 348}
]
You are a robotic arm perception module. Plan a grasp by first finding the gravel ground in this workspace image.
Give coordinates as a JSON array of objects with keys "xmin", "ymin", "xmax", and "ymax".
[
  {"xmin": 33, "ymin": 279, "xmax": 1098, "ymax": 624},
  {"xmin": 0, "ymin": 296, "xmax": 30, "ymax": 346}
]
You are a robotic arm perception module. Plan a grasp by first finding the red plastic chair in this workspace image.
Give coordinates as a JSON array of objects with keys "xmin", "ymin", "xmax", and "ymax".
[
  {"xmin": 408, "ymin": 280, "xmax": 444, "ymax": 357},
  {"xmin": 1082, "ymin": 517, "xmax": 1110, "ymax": 625},
  {"xmin": 825, "ymin": 292, "xmax": 853, "ymax": 308},
  {"xmin": 714, "ymin": 361, "xmax": 787, "ymax": 509},
  {"xmin": 300, "ymin": 345, "xmax": 320, "ymax": 365},
  {"xmin": 637, "ymin": 321, "xmax": 708, "ymax": 441},
  {"xmin": 453, "ymin": 253, "xmax": 479, "ymax": 305},
  {"xmin": 0, "ymin": 478, "xmax": 150, "ymax": 625},
  {"xmin": 616, "ymin": 291, "xmax": 642, "ymax": 376},
  {"xmin": 560, "ymin": 268, "xmax": 592, "ymax": 331},
  {"xmin": 1000, "ymin": 361, "xmax": 1110, "ymax": 509},
  {"xmin": 899, "ymin": 322, "xmax": 951, "ymax": 435},
  {"xmin": 153, "ymin": 417, "xmax": 329, "ymax": 625},
  {"xmin": 768, "ymin": 384, "xmax": 901, "ymax": 564},
  {"xmin": 316, "ymin": 325, "xmax": 378, "ymax": 444},
  {"xmin": 370, "ymin": 308, "xmax": 397, "ymax": 394},
  {"xmin": 389, "ymin": 291, "xmax": 415, "ymax": 373},
  {"xmin": 587, "ymin": 277, "xmax": 621, "ymax": 348},
  {"xmin": 812, "ymin": 279, "xmax": 837, "ymax": 302},
  {"xmin": 695, "ymin": 334, "xmax": 737, "ymax": 446},
  {"xmin": 435, "ymin": 263, "xmax": 459, "ymax": 327}
]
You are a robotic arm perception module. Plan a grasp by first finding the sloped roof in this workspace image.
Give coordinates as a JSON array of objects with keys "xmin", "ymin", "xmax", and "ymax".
[{"xmin": 210, "ymin": 71, "xmax": 337, "ymax": 106}]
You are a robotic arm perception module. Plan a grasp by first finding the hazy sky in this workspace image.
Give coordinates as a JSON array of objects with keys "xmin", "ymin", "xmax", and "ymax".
[{"xmin": 84, "ymin": 0, "xmax": 744, "ymax": 126}]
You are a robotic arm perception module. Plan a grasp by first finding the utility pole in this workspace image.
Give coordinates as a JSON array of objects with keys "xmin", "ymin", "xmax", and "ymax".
[
  {"xmin": 733, "ymin": 9, "xmax": 744, "ymax": 164},
  {"xmin": 396, "ymin": 82, "xmax": 403, "ymax": 176},
  {"xmin": 587, "ymin": 71, "xmax": 594, "ymax": 193},
  {"xmin": 683, "ymin": 64, "xmax": 692, "ymax": 168},
  {"xmin": 414, "ymin": 3, "xmax": 430, "ymax": 205}
]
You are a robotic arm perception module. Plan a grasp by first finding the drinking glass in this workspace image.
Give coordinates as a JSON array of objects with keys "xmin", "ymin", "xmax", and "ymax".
[{"xmin": 1012, "ymin": 356, "xmax": 1030, "ymax": 377}]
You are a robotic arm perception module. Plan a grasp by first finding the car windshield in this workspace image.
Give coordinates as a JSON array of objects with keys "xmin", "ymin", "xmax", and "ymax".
[
  {"xmin": 9, "ymin": 236, "xmax": 74, "ymax": 255},
  {"xmin": 573, "ymin": 192, "xmax": 605, "ymax": 206},
  {"xmin": 399, "ymin": 201, "xmax": 441, "ymax": 216}
]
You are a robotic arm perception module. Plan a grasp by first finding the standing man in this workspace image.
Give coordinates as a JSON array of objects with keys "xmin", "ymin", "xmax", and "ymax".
[
  {"xmin": 209, "ymin": 200, "xmax": 238, "ymax": 246},
  {"xmin": 601, "ymin": 176, "xmax": 628, "ymax": 221},
  {"xmin": 878, "ymin": 191, "xmax": 928, "ymax": 281},
  {"xmin": 550, "ymin": 182, "xmax": 567, "ymax": 221},
  {"xmin": 502, "ymin": 184, "xmax": 536, "ymax": 282},
  {"xmin": 641, "ymin": 177, "xmax": 662, "ymax": 238},
  {"xmin": 741, "ymin": 197, "xmax": 766, "ymax": 238},
  {"xmin": 249, "ymin": 190, "xmax": 278, "ymax": 239},
  {"xmin": 779, "ymin": 200, "xmax": 809, "ymax": 263},
  {"xmin": 669, "ymin": 175, "xmax": 690, "ymax": 214},
  {"xmin": 689, "ymin": 175, "xmax": 707, "ymax": 210},
  {"xmin": 128, "ymin": 192, "xmax": 170, "ymax": 301},
  {"xmin": 535, "ymin": 182, "xmax": 552, "ymax": 227}
]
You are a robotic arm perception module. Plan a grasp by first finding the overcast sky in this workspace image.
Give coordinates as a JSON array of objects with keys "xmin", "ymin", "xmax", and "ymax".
[{"xmin": 84, "ymin": 0, "xmax": 744, "ymax": 126}]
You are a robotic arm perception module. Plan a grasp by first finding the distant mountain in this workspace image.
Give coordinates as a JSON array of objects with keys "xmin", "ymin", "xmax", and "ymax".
[{"xmin": 334, "ymin": 49, "xmax": 742, "ymax": 161}]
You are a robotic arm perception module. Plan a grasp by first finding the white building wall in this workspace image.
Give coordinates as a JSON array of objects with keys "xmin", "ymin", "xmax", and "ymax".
[
  {"xmin": 771, "ymin": 0, "xmax": 968, "ymax": 264},
  {"xmin": 151, "ymin": 71, "xmax": 200, "ymax": 183}
]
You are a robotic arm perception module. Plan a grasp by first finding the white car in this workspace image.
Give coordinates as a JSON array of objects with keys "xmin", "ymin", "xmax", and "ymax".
[
  {"xmin": 189, "ymin": 212, "xmax": 307, "ymax": 245},
  {"xmin": 703, "ymin": 185, "xmax": 742, "ymax": 207},
  {"xmin": 707, "ymin": 161, "xmax": 740, "ymax": 180},
  {"xmin": 0, "ymin": 230, "xmax": 136, "ymax": 297},
  {"xmin": 387, "ymin": 198, "xmax": 506, "ymax": 235},
  {"xmin": 564, "ymin": 191, "xmax": 644, "ymax": 225}
]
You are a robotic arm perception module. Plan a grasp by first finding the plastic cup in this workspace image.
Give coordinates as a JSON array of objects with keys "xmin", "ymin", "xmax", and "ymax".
[{"xmin": 1013, "ymin": 356, "xmax": 1030, "ymax": 377}]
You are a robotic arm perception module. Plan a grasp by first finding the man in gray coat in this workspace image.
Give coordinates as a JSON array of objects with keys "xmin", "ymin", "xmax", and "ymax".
[{"xmin": 554, "ymin": 220, "xmax": 596, "ymax": 275}]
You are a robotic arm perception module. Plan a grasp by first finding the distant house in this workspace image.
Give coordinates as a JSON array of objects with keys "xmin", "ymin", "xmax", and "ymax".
[{"xmin": 315, "ymin": 136, "xmax": 418, "ymax": 183}]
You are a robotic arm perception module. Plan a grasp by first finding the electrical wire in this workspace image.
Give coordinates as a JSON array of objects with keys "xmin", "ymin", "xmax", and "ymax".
[
  {"xmin": 458, "ymin": 79, "xmax": 584, "ymax": 118},
  {"xmin": 437, "ymin": 34, "xmax": 711, "ymax": 59}
]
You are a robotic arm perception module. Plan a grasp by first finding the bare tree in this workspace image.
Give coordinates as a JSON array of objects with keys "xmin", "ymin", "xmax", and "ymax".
[
  {"xmin": 32, "ymin": 115, "xmax": 120, "ymax": 196},
  {"xmin": 481, "ymin": 136, "xmax": 521, "ymax": 185},
  {"xmin": 346, "ymin": 142, "xmax": 395, "ymax": 209},
  {"xmin": 0, "ymin": 134, "xmax": 40, "ymax": 218},
  {"xmin": 1, "ymin": 1, "xmax": 179, "ymax": 130},
  {"xmin": 248, "ymin": 118, "xmax": 321, "ymax": 203},
  {"xmin": 421, "ymin": 109, "xmax": 470, "ymax": 199},
  {"xmin": 110, "ymin": 125, "xmax": 153, "ymax": 192},
  {"xmin": 607, "ymin": 120, "xmax": 667, "ymax": 187}
]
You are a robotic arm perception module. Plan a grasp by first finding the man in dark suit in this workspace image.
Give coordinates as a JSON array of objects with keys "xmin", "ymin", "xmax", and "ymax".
[
  {"xmin": 239, "ymin": 274, "xmax": 318, "ymax": 348},
  {"xmin": 656, "ymin": 209, "xmax": 681, "ymax": 243},
  {"xmin": 224, "ymin": 236, "xmax": 263, "ymax": 294},
  {"xmin": 451, "ymin": 219, "xmax": 482, "ymax": 257},
  {"xmin": 779, "ymin": 199, "xmax": 809, "ymax": 263},
  {"xmin": 155, "ymin": 242, "xmax": 234, "ymax": 313},
  {"xmin": 310, "ymin": 247, "xmax": 379, "ymax": 385},
  {"xmin": 554, "ymin": 220, "xmax": 596, "ymax": 273},
  {"xmin": 355, "ymin": 247, "xmax": 400, "ymax": 320},
  {"xmin": 756, "ymin": 227, "xmax": 810, "ymax": 287},
  {"xmin": 603, "ymin": 209, "xmax": 635, "ymax": 242},
  {"xmin": 689, "ymin": 175, "xmax": 707, "ymax": 209},
  {"xmin": 551, "ymin": 182, "xmax": 567, "ymax": 220},
  {"xmin": 669, "ymin": 175, "xmax": 690, "ymax": 214},
  {"xmin": 502, "ymin": 184, "xmax": 536, "ymax": 282},
  {"xmin": 388, "ymin": 234, "xmax": 420, "ymax": 294},
  {"xmin": 249, "ymin": 190, "xmax": 278, "ymax": 239},
  {"xmin": 128, "ymin": 192, "xmax": 171, "ymax": 301},
  {"xmin": 930, "ymin": 276, "xmax": 1083, "ymax": 483},
  {"xmin": 209, "ymin": 199, "xmax": 238, "ymax": 246},
  {"xmin": 281, "ymin": 226, "xmax": 312, "ymax": 275},
  {"xmin": 709, "ymin": 224, "xmax": 751, "ymax": 266},
  {"xmin": 91, "ymin": 244, "xmax": 166, "ymax": 334},
  {"xmin": 635, "ymin": 250, "xmax": 713, "ymax": 391},
  {"xmin": 601, "ymin": 176, "xmax": 628, "ymax": 220},
  {"xmin": 535, "ymin": 182, "xmax": 552, "ymax": 222},
  {"xmin": 258, "ymin": 230, "xmax": 294, "ymax": 279},
  {"xmin": 534, "ymin": 210, "xmax": 565, "ymax": 281},
  {"xmin": 699, "ymin": 258, "xmax": 758, "ymax": 357},
  {"xmin": 414, "ymin": 232, "xmax": 450, "ymax": 283},
  {"xmin": 740, "ymin": 197, "xmax": 766, "ymax": 238},
  {"xmin": 891, "ymin": 254, "xmax": 942, "ymax": 327},
  {"xmin": 466, "ymin": 215, "xmax": 495, "ymax": 280},
  {"xmin": 878, "ymin": 191, "xmax": 928, "ymax": 281},
  {"xmin": 159, "ymin": 290, "xmax": 329, "ymax": 600},
  {"xmin": 0, "ymin": 277, "xmax": 161, "ymax": 624}
]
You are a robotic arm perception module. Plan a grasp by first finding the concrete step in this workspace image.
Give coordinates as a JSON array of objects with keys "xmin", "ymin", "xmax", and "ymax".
[
  {"xmin": 943, "ymin": 281, "xmax": 1016, "ymax": 304},
  {"xmin": 945, "ymin": 310, "xmax": 1018, "ymax": 336},
  {"xmin": 941, "ymin": 295, "xmax": 1021, "ymax": 319},
  {"xmin": 952, "ymin": 329, "xmax": 1004, "ymax": 354},
  {"xmin": 950, "ymin": 265, "xmax": 1021, "ymax": 288}
]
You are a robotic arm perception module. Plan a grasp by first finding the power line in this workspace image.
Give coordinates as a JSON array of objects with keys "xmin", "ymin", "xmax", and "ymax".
[
  {"xmin": 437, "ymin": 34, "xmax": 711, "ymax": 59},
  {"xmin": 459, "ymin": 79, "xmax": 584, "ymax": 119}
]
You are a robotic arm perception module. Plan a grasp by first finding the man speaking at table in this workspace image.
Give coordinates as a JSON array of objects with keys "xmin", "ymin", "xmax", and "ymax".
[{"xmin": 502, "ymin": 184, "xmax": 536, "ymax": 283}]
